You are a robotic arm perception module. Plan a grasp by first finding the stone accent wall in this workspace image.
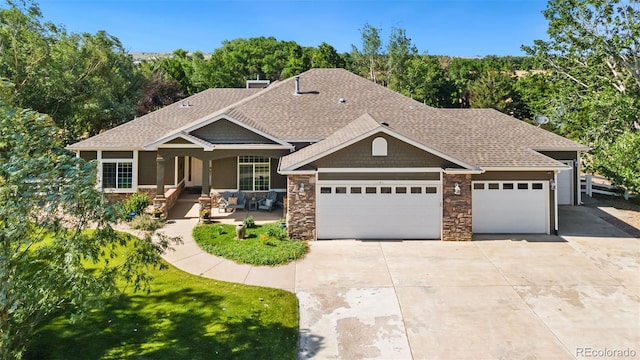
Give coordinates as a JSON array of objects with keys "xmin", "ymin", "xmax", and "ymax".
[
  {"xmin": 442, "ymin": 174, "xmax": 472, "ymax": 241},
  {"xmin": 286, "ymin": 175, "xmax": 316, "ymax": 241}
]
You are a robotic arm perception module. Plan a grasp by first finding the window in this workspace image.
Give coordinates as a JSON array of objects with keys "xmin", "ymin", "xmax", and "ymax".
[
  {"xmin": 365, "ymin": 187, "xmax": 377, "ymax": 194},
  {"xmin": 381, "ymin": 187, "xmax": 392, "ymax": 194},
  {"xmin": 474, "ymin": 183, "xmax": 485, "ymax": 190},
  {"xmin": 532, "ymin": 183, "xmax": 543, "ymax": 190},
  {"xmin": 372, "ymin": 137, "xmax": 388, "ymax": 156},
  {"xmin": 410, "ymin": 187, "xmax": 422, "ymax": 194},
  {"xmin": 350, "ymin": 187, "xmax": 362, "ymax": 194},
  {"xmin": 320, "ymin": 187, "xmax": 332, "ymax": 194},
  {"xmin": 102, "ymin": 162, "xmax": 132, "ymax": 189},
  {"xmin": 488, "ymin": 183, "xmax": 500, "ymax": 190},
  {"xmin": 425, "ymin": 187, "xmax": 437, "ymax": 194},
  {"xmin": 517, "ymin": 183, "xmax": 529, "ymax": 190},
  {"xmin": 336, "ymin": 187, "xmax": 347, "ymax": 194},
  {"xmin": 238, "ymin": 156, "xmax": 270, "ymax": 191},
  {"xmin": 395, "ymin": 187, "xmax": 407, "ymax": 194},
  {"xmin": 503, "ymin": 183, "xmax": 514, "ymax": 190}
]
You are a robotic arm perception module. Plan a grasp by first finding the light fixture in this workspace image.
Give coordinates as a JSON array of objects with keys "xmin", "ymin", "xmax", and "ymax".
[
  {"xmin": 454, "ymin": 183, "xmax": 461, "ymax": 195},
  {"xmin": 549, "ymin": 179, "xmax": 556, "ymax": 191},
  {"xmin": 299, "ymin": 183, "xmax": 305, "ymax": 193}
]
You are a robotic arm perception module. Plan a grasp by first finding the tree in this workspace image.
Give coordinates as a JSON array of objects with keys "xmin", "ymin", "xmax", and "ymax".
[
  {"xmin": 387, "ymin": 27, "xmax": 417, "ymax": 93},
  {"xmin": 468, "ymin": 70, "xmax": 520, "ymax": 115},
  {"xmin": 0, "ymin": 82, "xmax": 178, "ymax": 358},
  {"xmin": 523, "ymin": 0, "xmax": 640, "ymax": 192},
  {"xmin": 351, "ymin": 23, "xmax": 383, "ymax": 82},
  {"xmin": 0, "ymin": 1, "xmax": 143, "ymax": 142},
  {"xmin": 311, "ymin": 42, "xmax": 345, "ymax": 68}
]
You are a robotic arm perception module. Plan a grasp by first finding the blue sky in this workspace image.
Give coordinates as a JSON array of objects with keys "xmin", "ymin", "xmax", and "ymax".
[{"xmin": 37, "ymin": 0, "xmax": 550, "ymax": 56}]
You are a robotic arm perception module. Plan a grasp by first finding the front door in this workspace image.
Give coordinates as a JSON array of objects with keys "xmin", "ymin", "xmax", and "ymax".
[{"xmin": 186, "ymin": 156, "xmax": 203, "ymax": 187}]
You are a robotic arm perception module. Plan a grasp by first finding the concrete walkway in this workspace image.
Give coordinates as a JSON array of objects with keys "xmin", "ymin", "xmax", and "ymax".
[{"xmin": 152, "ymin": 198, "xmax": 639, "ymax": 360}]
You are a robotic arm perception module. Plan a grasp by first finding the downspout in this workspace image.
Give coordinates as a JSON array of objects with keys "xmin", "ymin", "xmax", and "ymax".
[
  {"xmin": 554, "ymin": 171, "xmax": 559, "ymax": 235},
  {"xmin": 577, "ymin": 151, "xmax": 582, "ymax": 205}
]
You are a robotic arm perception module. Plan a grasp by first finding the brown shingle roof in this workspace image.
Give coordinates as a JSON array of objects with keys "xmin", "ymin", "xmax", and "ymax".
[
  {"xmin": 68, "ymin": 68, "xmax": 587, "ymax": 169},
  {"xmin": 67, "ymin": 88, "xmax": 261, "ymax": 150}
]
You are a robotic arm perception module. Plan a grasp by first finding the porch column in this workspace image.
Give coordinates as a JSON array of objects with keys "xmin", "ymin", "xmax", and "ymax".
[
  {"xmin": 201, "ymin": 158, "xmax": 210, "ymax": 197},
  {"xmin": 156, "ymin": 153, "xmax": 165, "ymax": 198}
]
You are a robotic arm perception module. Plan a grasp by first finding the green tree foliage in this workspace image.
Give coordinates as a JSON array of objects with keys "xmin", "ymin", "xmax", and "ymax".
[
  {"xmin": 351, "ymin": 23, "xmax": 383, "ymax": 82},
  {"xmin": 310, "ymin": 42, "xmax": 345, "ymax": 68},
  {"xmin": 0, "ymin": 82, "xmax": 178, "ymax": 358},
  {"xmin": 469, "ymin": 70, "xmax": 523, "ymax": 117},
  {"xmin": 0, "ymin": 0, "xmax": 142, "ymax": 142},
  {"xmin": 523, "ymin": 0, "xmax": 640, "ymax": 192}
]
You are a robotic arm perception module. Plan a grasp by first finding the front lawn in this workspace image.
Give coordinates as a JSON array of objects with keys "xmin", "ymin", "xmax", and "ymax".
[
  {"xmin": 193, "ymin": 222, "xmax": 308, "ymax": 266},
  {"xmin": 25, "ymin": 235, "xmax": 299, "ymax": 360}
]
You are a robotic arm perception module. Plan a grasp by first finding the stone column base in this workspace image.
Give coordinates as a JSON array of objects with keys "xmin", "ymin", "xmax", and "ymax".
[{"xmin": 198, "ymin": 196, "xmax": 212, "ymax": 221}]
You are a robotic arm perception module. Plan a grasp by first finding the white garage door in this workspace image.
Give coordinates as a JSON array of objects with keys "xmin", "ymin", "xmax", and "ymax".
[
  {"xmin": 317, "ymin": 182, "xmax": 441, "ymax": 239},
  {"xmin": 472, "ymin": 181, "xmax": 549, "ymax": 234}
]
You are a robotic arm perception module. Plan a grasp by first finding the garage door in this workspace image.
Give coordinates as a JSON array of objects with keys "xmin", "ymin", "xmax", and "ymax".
[
  {"xmin": 472, "ymin": 181, "xmax": 548, "ymax": 234},
  {"xmin": 317, "ymin": 182, "xmax": 441, "ymax": 239}
]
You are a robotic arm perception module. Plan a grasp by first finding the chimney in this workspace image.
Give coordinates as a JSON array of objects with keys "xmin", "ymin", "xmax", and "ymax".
[{"xmin": 294, "ymin": 75, "xmax": 301, "ymax": 95}]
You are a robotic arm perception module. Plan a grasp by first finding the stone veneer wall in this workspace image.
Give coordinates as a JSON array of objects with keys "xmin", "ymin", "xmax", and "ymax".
[
  {"xmin": 286, "ymin": 175, "xmax": 316, "ymax": 241},
  {"xmin": 442, "ymin": 173, "xmax": 472, "ymax": 241}
]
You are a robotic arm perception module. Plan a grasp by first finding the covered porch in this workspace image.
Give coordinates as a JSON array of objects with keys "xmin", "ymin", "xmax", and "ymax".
[
  {"xmin": 168, "ymin": 193, "xmax": 285, "ymax": 225},
  {"xmin": 150, "ymin": 148, "xmax": 290, "ymax": 218}
]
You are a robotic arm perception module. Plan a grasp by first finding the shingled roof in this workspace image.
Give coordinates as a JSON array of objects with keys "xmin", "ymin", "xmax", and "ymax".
[{"xmin": 68, "ymin": 68, "xmax": 587, "ymax": 169}]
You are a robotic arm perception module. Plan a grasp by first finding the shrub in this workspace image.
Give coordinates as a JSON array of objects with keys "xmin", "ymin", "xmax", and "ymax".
[
  {"xmin": 264, "ymin": 223, "xmax": 287, "ymax": 241},
  {"xmin": 122, "ymin": 192, "xmax": 151, "ymax": 218},
  {"xmin": 130, "ymin": 213, "xmax": 161, "ymax": 231},
  {"xmin": 243, "ymin": 216, "xmax": 255, "ymax": 228}
]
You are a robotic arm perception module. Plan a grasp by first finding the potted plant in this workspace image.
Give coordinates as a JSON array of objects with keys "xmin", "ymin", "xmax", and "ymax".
[{"xmin": 200, "ymin": 208, "xmax": 211, "ymax": 223}]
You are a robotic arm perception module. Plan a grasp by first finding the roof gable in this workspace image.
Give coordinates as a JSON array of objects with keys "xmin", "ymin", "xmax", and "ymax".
[{"xmin": 279, "ymin": 113, "xmax": 476, "ymax": 172}]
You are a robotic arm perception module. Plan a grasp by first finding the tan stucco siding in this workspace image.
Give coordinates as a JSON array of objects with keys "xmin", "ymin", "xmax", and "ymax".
[
  {"xmin": 138, "ymin": 151, "xmax": 175, "ymax": 186},
  {"xmin": 318, "ymin": 172, "xmax": 440, "ymax": 181},
  {"xmin": 138, "ymin": 151, "xmax": 157, "ymax": 185},
  {"xmin": 211, "ymin": 157, "xmax": 237, "ymax": 189},
  {"xmin": 79, "ymin": 151, "xmax": 97, "ymax": 161},
  {"xmin": 190, "ymin": 119, "xmax": 274, "ymax": 144},
  {"xmin": 538, "ymin": 151, "xmax": 578, "ymax": 161},
  {"xmin": 472, "ymin": 171, "xmax": 553, "ymax": 181},
  {"xmin": 102, "ymin": 151, "xmax": 133, "ymax": 159},
  {"xmin": 311, "ymin": 133, "xmax": 456, "ymax": 169}
]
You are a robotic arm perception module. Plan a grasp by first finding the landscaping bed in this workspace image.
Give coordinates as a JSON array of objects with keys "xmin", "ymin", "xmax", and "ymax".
[{"xmin": 193, "ymin": 222, "xmax": 309, "ymax": 266}]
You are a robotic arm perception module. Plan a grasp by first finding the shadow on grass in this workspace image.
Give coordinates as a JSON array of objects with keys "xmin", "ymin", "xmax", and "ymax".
[{"xmin": 26, "ymin": 287, "xmax": 298, "ymax": 360}]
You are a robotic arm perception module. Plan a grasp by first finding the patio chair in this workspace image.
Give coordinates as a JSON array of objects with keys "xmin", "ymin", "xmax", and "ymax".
[
  {"xmin": 258, "ymin": 191, "xmax": 278, "ymax": 212},
  {"xmin": 218, "ymin": 191, "xmax": 247, "ymax": 212}
]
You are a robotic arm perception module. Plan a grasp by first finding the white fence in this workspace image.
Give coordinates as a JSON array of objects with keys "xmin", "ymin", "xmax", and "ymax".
[{"xmin": 581, "ymin": 174, "xmax": 636, "ymax": 200}]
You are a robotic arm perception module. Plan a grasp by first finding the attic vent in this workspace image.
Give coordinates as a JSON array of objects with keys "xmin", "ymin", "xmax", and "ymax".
[
  {"xmin": 180, "ymin": 102, "xmax": 192, "ymax": 108},
  {"xmin": 294, "ymin": 75, "xmax": 301, "ymax": 95}
]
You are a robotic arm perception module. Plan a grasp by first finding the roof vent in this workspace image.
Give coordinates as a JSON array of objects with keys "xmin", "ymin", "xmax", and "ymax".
[
  {"xmin": 338, "ymin": 98, "xmax": 346, "ymax": 103},
  {"xmin": 180, "ymin": 102, "xmax": 192, "ymax": 108},
  {"xmin": 381, "ymin": 122, "xmax": 390, "ymax": 127},
  {"xmin": 294, "ymin": 75, "xmax": 301, "ymax": 95}
]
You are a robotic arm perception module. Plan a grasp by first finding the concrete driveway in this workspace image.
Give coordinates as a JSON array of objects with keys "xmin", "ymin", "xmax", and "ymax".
[{"xmin": 296, "ymin": 206, "xmax": 640, "ymax": 359}]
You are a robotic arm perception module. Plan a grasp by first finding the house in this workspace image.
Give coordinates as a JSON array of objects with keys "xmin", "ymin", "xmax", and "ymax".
[{"xmin": 68, "ymin": 68, "xmax": 588, "ymax": 241}]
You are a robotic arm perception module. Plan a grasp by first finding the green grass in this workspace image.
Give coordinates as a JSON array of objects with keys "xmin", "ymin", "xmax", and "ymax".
[
  {"xmin": 25, "ymin": 234, "xmax": 299, "ymax": 360},
  {"xmin": 193, "ymin": 222, "xmax": 309, "ymax": 266}
]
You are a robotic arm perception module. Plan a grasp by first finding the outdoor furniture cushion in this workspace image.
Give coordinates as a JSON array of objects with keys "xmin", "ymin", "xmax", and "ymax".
[{"xmin": 228, "ymin": 197, "xmax": 238, "ymax": 205}]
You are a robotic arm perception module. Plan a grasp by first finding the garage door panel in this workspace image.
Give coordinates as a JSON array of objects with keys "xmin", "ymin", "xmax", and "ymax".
[
  {"xmin": 472, "ymin": 182, "xmax": 548, "ymax": 234},
  {"xmin": 317, "ymin": 184, "xmax": 440, "ymax": 239}
]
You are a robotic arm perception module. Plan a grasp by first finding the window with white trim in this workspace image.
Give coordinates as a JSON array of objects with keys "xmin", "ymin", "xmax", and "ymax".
[
  {"xmin": 238, "ymin": 156, "xmax": 270, "ymax": 191},
  {"xmin": 102, "ymin": 161, "xmax": 133, "ymax": 189}
]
